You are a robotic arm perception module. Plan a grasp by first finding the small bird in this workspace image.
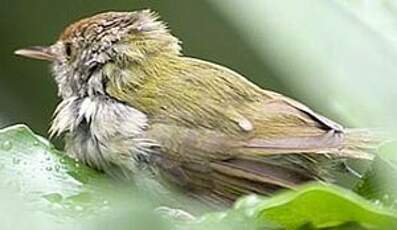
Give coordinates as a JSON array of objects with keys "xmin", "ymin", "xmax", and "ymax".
[{"xmin": 15, "ymin": 10, "xmax": 379, "ymax": 207}]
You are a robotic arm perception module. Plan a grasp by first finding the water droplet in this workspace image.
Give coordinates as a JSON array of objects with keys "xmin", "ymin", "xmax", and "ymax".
[
  {"xmin": 6, "ymin": 180, "xmax": 20, "ymax": 191},
  {"xmin": 60, "ymin": 158, "xmax": 66, "ymax": 164},
  {"xmin": 75, "ymin": 163, "xmax": 80, "ymax": 168},
  {"xmin": 238, "ymin": 118, "xmax": 253, "ymax": 132},
  {"xmin": 74, "ymin": 205, "xmax": 84, "ymax": 211},
  {"xmin": 101, "ymin": 201, "xmax": 110, "ymax": 211},
  {"xmin": 33, "ymin": 140, "xmax": 39, "ymax": 146},
  {"xmin": 12, "ymin": 158, "xmax": 21, "ymax": 165},
  {"xmin": 1, "ymin": 140, "xmax": 12, "ymax": 151},
  {"xmin": 373, "ymin": 200, "xmax": 381, "ymax": 205},
  {"xmin": 54, "ymin": 165, "xmax": 61, "ymax": 172},
  {"xmin": 45, "ymin": 166, "xmax": 53, "ymax": 171},
  {"xmin": 44, "ymin": 193, "xmax": 63, "ymax": 203}
]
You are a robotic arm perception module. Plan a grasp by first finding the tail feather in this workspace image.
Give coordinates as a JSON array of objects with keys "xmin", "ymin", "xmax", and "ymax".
[
  {"xmin": 201, "ymin": 129, "xmax": 387, "ymax": 204},
  {"xmin": 199, "ymin": 158, "xmax": 317, "ymax": 203},
  {"xmin": 156, "ymin": 128, "xmax": 387, "ymax": 207},
  {"xmin": 341, "ymin": 128, "xmax": 387, "ymax": 160}
]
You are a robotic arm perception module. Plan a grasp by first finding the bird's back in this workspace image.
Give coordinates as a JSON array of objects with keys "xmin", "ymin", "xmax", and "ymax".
[{"xmin": 106, "ymin": 56, "xmax": 376, "ymax": 206}]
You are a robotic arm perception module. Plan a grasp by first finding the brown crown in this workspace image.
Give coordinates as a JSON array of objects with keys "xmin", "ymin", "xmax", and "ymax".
[{"xmin": 58, "ymin": 10, "xmax": 162, "ymax": 42}]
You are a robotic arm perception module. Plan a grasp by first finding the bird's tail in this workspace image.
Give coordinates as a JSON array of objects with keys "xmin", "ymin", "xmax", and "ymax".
[{"xmin": 341, "ymin": 128, "xmax": 388, "ymax": 160}]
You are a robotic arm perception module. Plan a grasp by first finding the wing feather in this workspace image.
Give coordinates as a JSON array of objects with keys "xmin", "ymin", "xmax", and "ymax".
[{"xmin": 109, "ymin": 57, "xmax": 378, "ymax": 204}]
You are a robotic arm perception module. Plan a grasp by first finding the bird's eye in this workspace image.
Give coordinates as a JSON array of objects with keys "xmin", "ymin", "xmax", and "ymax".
[{"xmin": 64, "ymin": 42, "xmax": 74, "ymax": 58}]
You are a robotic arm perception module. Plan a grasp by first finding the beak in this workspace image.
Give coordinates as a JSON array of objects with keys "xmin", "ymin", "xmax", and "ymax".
[{"xmin": 14, "ymin": 46, "xmax": 56, "ymax": 61}]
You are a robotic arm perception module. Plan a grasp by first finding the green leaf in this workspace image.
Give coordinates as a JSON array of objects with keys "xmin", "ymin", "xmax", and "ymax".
[
  {"xmin": 0, "ymin": 124, "xmax": 176, "ymax": 230},
  {"xmin": 355, "ymin": 142, "xmax": 397, "ymax": 207},
  {"xmin": 0, "ymin": 124, "xmax": 112, "ymax": 220},
  {"xmin": 1, "ymin": 124, "xmax": 397, "ymax": 230},
  {"xmin": 195, "ymin": 184, "xmax": 397, "ymax": 229}
]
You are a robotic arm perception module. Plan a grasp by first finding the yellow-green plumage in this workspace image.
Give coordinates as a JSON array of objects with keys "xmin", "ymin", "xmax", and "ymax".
[
  {"xmin": 105, "ymin": 42, "xmax": 372, "ymax": 204},
  {"xmin": 15, "ymin": 10, "xmax": 382, "ymax": 207}
]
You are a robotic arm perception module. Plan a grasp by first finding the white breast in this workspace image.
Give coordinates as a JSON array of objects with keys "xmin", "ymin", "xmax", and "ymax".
[{"xmin": 50, "ymin": 96, "xmax": 155, "ymax": 176}]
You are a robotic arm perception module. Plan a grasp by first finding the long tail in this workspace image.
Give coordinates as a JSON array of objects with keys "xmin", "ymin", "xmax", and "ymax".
[
  {"xmin": 199, "ymin": 129, "xmax": 388, "ymax": 205},
  {"xmin": 342, "ymin": 128, "xmax": 388, "ymax": 160},
  {"xmin": 159, "ymin": 128, "xmax": 388, "ymax": 207}
]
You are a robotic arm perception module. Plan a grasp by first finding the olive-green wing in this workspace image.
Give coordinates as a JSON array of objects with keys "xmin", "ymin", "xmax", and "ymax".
[{"xmin": 106, "ymin": 57, "xmax": 375, "ymax": 204}]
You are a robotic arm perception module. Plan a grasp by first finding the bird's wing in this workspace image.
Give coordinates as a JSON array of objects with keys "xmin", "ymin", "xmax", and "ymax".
[
  {"xmin": 237, "ymin": 94, "xmax": 346, "ymax": 155},
  {"xmin": 106, "ymin": 57, "xmax": 371, "ymax": 204},
  {"xmin": 145, "ymin": 100, "xmax": 372, "ymax": 206}
]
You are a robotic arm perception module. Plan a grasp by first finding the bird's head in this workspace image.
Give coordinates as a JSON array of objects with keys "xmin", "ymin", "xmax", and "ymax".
[{"xmin": 15, "ymin": 10, "xmax": 181, "ymax": 98}]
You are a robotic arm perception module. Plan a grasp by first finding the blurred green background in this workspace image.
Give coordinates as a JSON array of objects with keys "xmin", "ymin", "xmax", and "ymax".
[
  {"xmin": 1, "ymin": 0, "xmax": 284, "ymax": 136},
  {"xmin": 2, "ymin": 1, "xmax": 397, "ymax": 229},
  {"xmin": 1, "ymin": 0, "xmax": 397, "ymax": 136}
]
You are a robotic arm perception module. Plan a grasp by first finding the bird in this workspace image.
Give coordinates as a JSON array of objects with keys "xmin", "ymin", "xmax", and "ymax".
[{"xmin": 15, "ymin": 9, "xmax": 380, "ymax": 208}]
